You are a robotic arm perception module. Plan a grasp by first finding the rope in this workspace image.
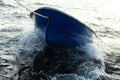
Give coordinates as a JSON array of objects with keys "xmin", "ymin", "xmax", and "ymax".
[{"xmin": 14, "ymin": 0, "xmax": 49, "ymax": 19}]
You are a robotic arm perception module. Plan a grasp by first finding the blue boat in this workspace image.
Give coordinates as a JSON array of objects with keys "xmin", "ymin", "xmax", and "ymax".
[{"xmin": 30, "ymin": 7, "xmax": 96, "ymax": 48}]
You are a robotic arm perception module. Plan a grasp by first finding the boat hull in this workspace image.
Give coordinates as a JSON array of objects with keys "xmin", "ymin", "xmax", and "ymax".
[{"xmin": 30, "ymin": 7, "xmax": 95, "ymax": 48}]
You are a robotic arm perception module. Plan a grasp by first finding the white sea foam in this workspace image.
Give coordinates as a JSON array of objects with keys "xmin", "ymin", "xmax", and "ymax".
[
  {"xmin": 83, "ymin": 43, "xmax": 105, "ymax": 60},
  {"xmin": 16, "ymin": 28, "xmax": 105, "ymax": 80}
]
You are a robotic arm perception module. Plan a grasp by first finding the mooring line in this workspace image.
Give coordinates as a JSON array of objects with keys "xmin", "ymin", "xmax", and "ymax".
[{"xmin": 14, "ymin": 0, "xmax": 49, "ymax": 19}]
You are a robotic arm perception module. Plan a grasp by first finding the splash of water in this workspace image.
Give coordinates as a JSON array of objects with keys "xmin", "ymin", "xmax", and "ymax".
[{"xmin": 16, "ymin": 28, "xmax": 105, "ymax": 80}]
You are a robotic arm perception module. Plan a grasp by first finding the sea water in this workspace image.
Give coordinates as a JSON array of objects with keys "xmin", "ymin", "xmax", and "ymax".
[{"xmin": 0, "ymin": 0, "xmax": 120, "ymax": 80}]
